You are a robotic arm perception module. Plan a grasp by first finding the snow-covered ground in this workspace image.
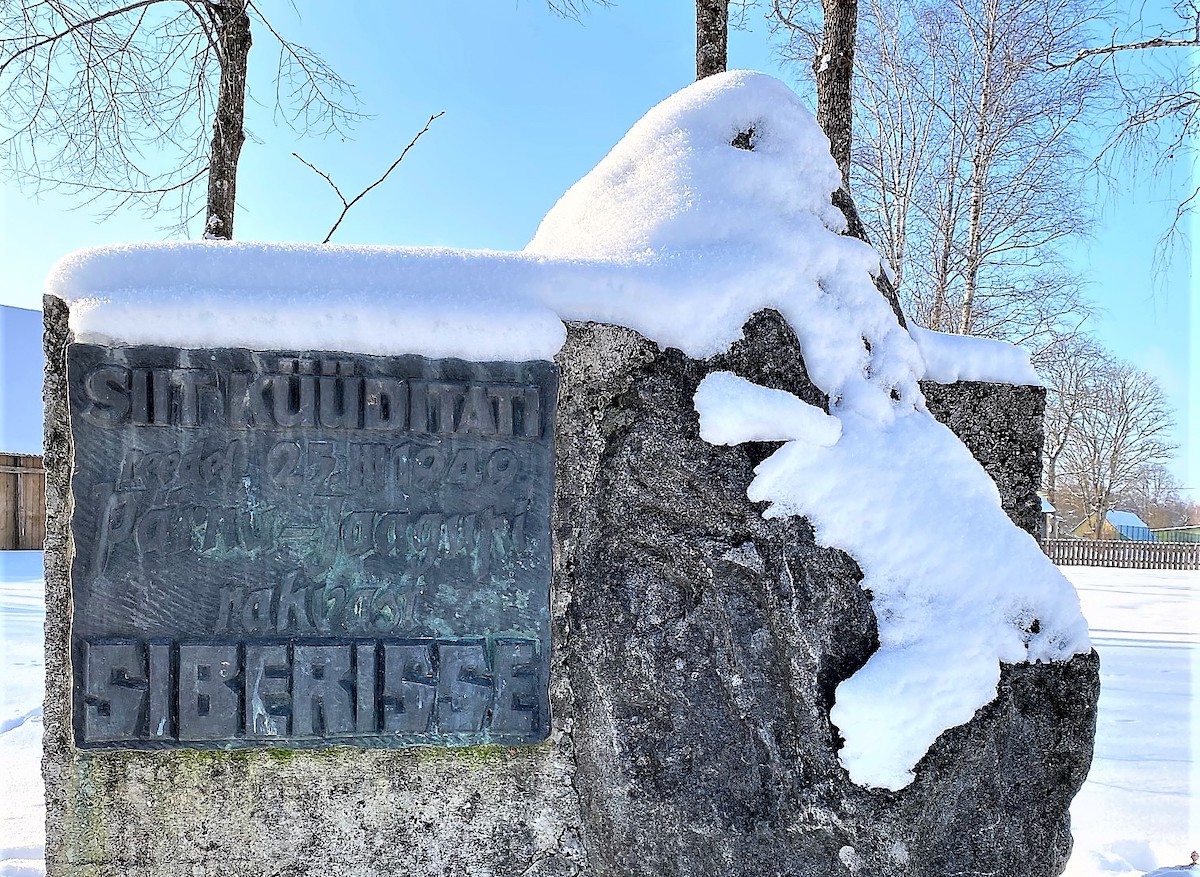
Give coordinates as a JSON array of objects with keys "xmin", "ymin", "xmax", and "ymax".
[
  {"xmin": 0, "ymin": 551, "xmax": 47, "ymax": 877},
  {"xmin": 1062, "ymin": 567, "xmax": 1198, "ymax": 876},
  {"xmin": 0, "ymin": 556, "xmax": 1195, "ymax": 875}
]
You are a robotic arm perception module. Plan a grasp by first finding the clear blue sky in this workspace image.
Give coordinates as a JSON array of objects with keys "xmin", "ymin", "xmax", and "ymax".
[{"xmin": 0, "ymin": 1, "xmax": 1194, "ymax": 496}]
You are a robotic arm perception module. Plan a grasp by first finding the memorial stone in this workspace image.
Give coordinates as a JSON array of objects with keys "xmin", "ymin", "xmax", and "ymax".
[
  {"xmin": 42, "ymin": 70, "xmax": 1099, "ymax": 877},
  {"xmin": 43, "ymin": 301, "xmax": 1099, "ymax": 877}
]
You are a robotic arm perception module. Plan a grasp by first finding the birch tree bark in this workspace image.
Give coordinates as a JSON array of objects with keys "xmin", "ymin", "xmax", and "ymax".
[{"xmin": 957, "ymin": 0, "xmax": 998, "ymax": 335}]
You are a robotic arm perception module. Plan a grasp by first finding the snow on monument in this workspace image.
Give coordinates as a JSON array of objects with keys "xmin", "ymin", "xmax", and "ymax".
[{"xmin": 42, "ymin": 72, "xmax": 1098, "ymax": 877}]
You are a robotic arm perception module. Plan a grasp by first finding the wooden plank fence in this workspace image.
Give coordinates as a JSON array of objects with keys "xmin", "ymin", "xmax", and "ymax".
[
  {"xmin": 1042, "ymin": 538, "xmax": 1200, "ymax": 571},
  {"xmin": 0, "ymin": 454, "xmax": 45, "ymax": 550}
]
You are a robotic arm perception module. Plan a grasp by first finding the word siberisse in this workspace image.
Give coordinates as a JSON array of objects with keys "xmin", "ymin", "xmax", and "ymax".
[{"xmin": 80, "ymin": 637, "xmax": 543, "ymax": 747}]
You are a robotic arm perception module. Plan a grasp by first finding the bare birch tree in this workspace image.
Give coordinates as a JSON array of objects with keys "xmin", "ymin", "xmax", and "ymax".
[
  {"xmin": 1043, "ymin": 347, "xmax": 1176, "ymax": 537},
  {"xmin": 773, "ymin": 0, "xmax": 1105, "ymax": 351},
  {"xmin": 1040, "ymin": 334, "xmax": 1105, "ymax": 509},
  {"xmin": 844, "ymin": 0, "xmax": 942, "ymax": 294},
  {"xmin": 946, "ymin": 0, "xmax": 1100, "ymax": 335}
]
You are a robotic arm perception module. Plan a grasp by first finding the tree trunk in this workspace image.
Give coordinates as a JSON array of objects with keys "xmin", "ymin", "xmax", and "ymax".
[
  {"xmin": 930, "ymin": 208, "xmax": 953, "ymax": 332},
  {"xmin": 1046, "ymin": 456, "xmax": 1057, "ymax": 507},
  {"xmin": 813, "ymin": 0, "xmax": 905, "ymax": 327},
  {"xmin": 205, "ymin": 0, "xmax": 252, "ymax": 240},
  {"xmin": 815, "ymin": 0, "xmax": 858, "ymax": 188},
  {"xmin": 930, "ymin": 137, "xmax": 964, "ymax": 333},
  {"xmin": 959, "ymin": 180, "xmax": 986, "ymax": 333},
  {"xmin": 696, "ymin": 0, "xmax": 729, "ymax": 79},
  {"xmin": 959, "ymin": 1, "xmax": 998, "ymax": 335},
  {"xmin": 930, "ymin": 276, "xmax": 947, "ymax": 332}
]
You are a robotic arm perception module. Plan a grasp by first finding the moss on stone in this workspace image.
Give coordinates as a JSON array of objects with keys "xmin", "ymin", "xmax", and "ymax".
[{"xmin": 414, "ymin": 743, "xmax": 528, "ymax": 767}]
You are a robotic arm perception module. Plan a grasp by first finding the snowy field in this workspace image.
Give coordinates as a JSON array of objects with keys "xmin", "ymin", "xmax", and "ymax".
[
  {"xmin": 0, "ymin": 554, "xmax": 1195, "ymax": 876},
  {"xmin": 1063, "ymin": 566, "xmax": 1198, "ymax": 876},
  {"xmin": 0, "ymin": 552, "xmax": 45, "ymax": 877}
]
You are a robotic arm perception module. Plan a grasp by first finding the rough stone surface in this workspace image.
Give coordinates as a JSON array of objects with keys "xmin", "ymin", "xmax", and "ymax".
[
  {"xmin": 44, "ymin": 301, "xmax": 1098, "ymax": 877},
  {"xmin": 920, "ymin": 379, "xmax": 1046, "ymax": 538}
]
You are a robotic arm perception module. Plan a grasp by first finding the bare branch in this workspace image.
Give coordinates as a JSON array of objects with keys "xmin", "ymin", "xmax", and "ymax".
[
  {"xmin": 0, "ymin": 0, "xmax": 167, "ymax": 78},
  {"xmin": 1048, "ymin": 35, "xmax": 1200, "ymax": 69},
  {"xmin": 245, "ymin": 0, "xmax": 362, "ymax": 136},
  {"xmin": 39, "ymin": 163, "xmax": 208, "ymax": 196},
  {"xmin": 544, "ymin": 0, "xmax": 612, "ymax": 21},
  {"xmin": 295, "ymin": 111, "xmax": 444, "ymax": 244}
]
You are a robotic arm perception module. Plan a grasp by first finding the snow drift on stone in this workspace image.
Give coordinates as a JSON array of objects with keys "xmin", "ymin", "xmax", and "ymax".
[{"xmin": 529, "ymin": 70, "xmax": 1089, "ymax": 790}]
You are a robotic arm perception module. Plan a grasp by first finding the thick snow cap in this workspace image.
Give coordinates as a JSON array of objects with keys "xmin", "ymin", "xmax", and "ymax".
[
  {"xmin": 528, "ymin": 70, "xmax": 927, "ymax": 418},
  {"xmin": 48, "ymin": 243, "xmax": 570, "ymax": 362},
  {"xmin": 46, "ymin": 70, "xmax": 1087, "ymax": 791},
  {"xmin": 528, "ymin": 70, "xmax": 849, "ymax": 260}
]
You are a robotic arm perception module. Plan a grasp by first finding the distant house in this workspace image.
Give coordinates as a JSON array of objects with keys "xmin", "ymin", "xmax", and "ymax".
[
  {"xmin": 1071, "ymin": 509, "xmax": 1157, "ymax": 542},
  {"xmin": 1150, "ymin": 525, "xmax": 1200, "ymax": 544},
  {"xmin": 0, "ymin": 305, "xmax": 45, "ymax": 550}
]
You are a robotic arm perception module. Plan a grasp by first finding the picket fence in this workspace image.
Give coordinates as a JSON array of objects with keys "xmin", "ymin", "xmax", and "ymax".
[{"xmin": 1041, "ymin": 537, "xmax": 1200, "ymax": 571}]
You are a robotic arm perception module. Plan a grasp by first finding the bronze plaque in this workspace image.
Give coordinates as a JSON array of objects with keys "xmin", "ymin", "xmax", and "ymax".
[{"xmin": 67, "ymin": 344, "xmax": 555, "ymax": 749}]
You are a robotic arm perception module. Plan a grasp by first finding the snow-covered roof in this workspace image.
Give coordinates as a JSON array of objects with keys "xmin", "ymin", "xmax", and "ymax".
[
  {"xmin": 1107, "ymin": 510, "xmax": 1150, "ymax": 529},
  {"xmin": 1106, "ymin": 510, "xmax": 1156, "ymax": 541},
  {"xmin": 1040, "ymin": 496, "xmax": 1056, "ymax": 514},
  {"xmin": 44, "ymin": 70, "xmax": 1087, "ymax": 792},
  {"xmin": 0, "ymin": 305, "xmax": 44, "ymax": 456}
]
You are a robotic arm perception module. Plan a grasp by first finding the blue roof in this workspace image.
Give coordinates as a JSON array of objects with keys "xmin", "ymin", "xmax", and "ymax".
[{"xmin": 1105, "ymin": 510, "xmax": 1156, "ymax": 541}]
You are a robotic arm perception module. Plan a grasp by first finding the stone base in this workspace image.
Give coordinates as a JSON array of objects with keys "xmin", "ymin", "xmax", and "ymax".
[{"xmin": 43, "ymin": 300, "xmax": 1097, "ymax": 877}]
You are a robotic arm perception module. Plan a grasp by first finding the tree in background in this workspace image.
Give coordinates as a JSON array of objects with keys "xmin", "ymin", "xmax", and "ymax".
[
  {"xmin": 1040, "ymin": 334, "xmax": 1104, "ymax": 512},
  {"xmin": 0, "ymin": 0, "xmax": 605, "ymax": 240},
  {"xmin": 1119, "ymin": 463, "xmax": 1195, "ymax": 530},
  {"xmin": 1041, "ymin": 339, "xmax": 1177, "ymax": 537},
  {"xmin": 941, "ymin": 0, "xmax": 1100, "ymax": 337},
  {"xmin": 772, "ymin": 0, "xmax": 1105, "ymax": 357},
  {"xmin": 0, "ymin": 0, "xmax": 359, "ymax": 239}
]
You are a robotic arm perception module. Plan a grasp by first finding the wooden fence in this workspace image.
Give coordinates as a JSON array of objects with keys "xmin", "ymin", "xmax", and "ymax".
[
  {"xmin": 1042, "ymin": 538, "xmax": 1200, "ymax": 571},
  {"xmin": 1, "ymin": 454, "xmax": 45, "ymax": 550}
]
